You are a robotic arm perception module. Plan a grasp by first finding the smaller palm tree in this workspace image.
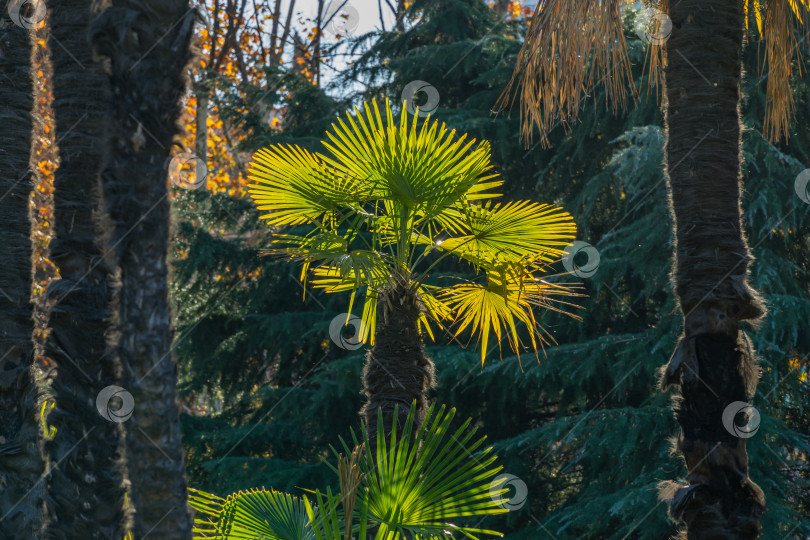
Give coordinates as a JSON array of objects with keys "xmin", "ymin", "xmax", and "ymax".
[
  {"xmin": 189, "ymin": 402, "xmax": 510, "ymax": 539},
  {"xmin": 247, "ymin": 99, "xmax": 582, "ymax": 442}
]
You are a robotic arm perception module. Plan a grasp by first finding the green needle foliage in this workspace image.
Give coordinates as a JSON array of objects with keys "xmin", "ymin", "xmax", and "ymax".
[
  {"xmin": 246, "ymin": 99, "xmax": 582, "ymax": 362},
  {"xmin": 174, "ymin": 1, "xmax": 809, "ymax": 538},
  {"xmin": 189, "ymin": 403, "xmax": 508, "ymax": 539}
]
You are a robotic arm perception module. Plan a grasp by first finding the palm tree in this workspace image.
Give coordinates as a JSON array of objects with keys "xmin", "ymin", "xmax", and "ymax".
[
  {"xmin": 189, "ymin": 402, "xmax": 510, "ymax": 539},
  {"xmin": 41, "ymin": 0, "xmax": 129, "ymax": 537},
  {"xmin": 88, "ymin": 1, "xmax": 196, "ymax": 537},
  {"xmin": 247, "ymin": 99, "xmax": 582, "ymax": 447},
  {"xmin": 0, "ymin": 5, "xmax": 44, "ymax": 537},
  {"xmin": 498, "ymin": 0, "xmax": 810, "ymax": 536}
]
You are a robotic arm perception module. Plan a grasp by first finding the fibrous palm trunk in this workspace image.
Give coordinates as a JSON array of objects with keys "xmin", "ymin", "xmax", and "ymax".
[
  {"xmin": 660, "ymin": 0, "xmax": 766, "ymax": 537},
  {"xmin": 361, "ymin": 284, "xmax": 435, "ymax": 450},
  {"xmin": 0, "ymin": 9, "xmax": 44, "ymax": 538},
  {"xmin": 89, "ymin": 1, "xmax": 195, "ymax": 537},
  {"xmin": 42, "ymin": 0, "xmax": 129, "ymax": 537}
]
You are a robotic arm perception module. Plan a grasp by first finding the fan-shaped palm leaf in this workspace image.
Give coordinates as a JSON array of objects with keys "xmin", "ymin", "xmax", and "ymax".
[
  {"xmin": 189, "ymin": 403, "xmax": 509, "ymax": 540},
  {"xmin": 189, "ymin": 488, "xmax": 316, "ymax": 540},
  {"xmin": 351, "ymin": 403, "xmax": 508, "ymax": 538},
  {"xmin": 440, "ymin": 266, "xmax": 584, "ymax": 364},
  {"xmin": 436, "ymin": 200, "xmax": 576, "ymax": 267},
  {"xmin": 248, "ymin": 145, "xmax": 368, "ymax": 226},
  {"xmin": 247, "ymin": 98, "xmax": 582, "ymax": 362},
  {"xmin": 321, "ymin": 100, "xmax": 502, "ymax": 216}
]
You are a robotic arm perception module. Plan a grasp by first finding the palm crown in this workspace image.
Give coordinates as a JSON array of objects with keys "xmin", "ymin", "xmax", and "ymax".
[{"xmin": 248, "ymin": 99, "xmax": 581, "ymax": 363}]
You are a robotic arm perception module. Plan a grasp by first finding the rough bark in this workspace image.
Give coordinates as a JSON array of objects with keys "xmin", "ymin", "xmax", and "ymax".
[
  {"xmin": 89, "ymin": 1, "xmax": 195, "ymax": 537},
  {"xmin": 0, "ymin": 10, "xmax": 44, "ymax": 539},
  {"xmin": 360, "ymin": 284, "xmax": 435, "ymax": 451},
  {"xmin": 659, "ymin": 0, "xmax": 766, "ymax": 537},
  {"xmin": 42, "ymin": 1, "xmax": 130, "ymax": 538}
]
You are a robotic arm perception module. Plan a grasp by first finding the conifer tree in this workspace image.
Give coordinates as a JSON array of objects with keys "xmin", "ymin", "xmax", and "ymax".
[{"xmin": 173, "ymin": 2, "xmax": 809, "ymax": 537}]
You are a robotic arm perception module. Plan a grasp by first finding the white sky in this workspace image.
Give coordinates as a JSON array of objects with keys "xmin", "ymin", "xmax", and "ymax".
[{"xmin": 296, "ymin": 0, "xmax": 398, "ymax": 35}]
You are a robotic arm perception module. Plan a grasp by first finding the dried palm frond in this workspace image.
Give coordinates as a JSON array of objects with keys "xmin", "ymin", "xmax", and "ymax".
[
  {"xmin": 755, "ymin": 0, "xmax": 810, "ymax": 142},
  {"xmin": 496, "ymin": 0, "xmax": 638, "ymax": 147},
  {"xmin": 646, "ymin": 0, "xmax": 669, "ymax": 99},
  {"xmin": 503, "ymin": 0, "xmax": 810, "ymax": 146}
]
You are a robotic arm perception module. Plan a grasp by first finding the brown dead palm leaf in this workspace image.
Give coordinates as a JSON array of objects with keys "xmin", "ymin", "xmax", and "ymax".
[
  {"xmin": 497, "ymin": 0, "xmax": 636, "ymax": 146},
  {"xmin": 757, "ymin": 0, "xmax": 810, "ymax": 141},
  {"xmin": 498, "ymin": 0, "xmax": 810, "ymax": 145}
]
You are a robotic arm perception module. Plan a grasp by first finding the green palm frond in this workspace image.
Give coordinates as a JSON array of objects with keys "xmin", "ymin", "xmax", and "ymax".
[
  {"xmin": 248, "ymin": 99, "xmax": 583, "ymax": 361},
  {"xmin": 189, "ymin": 403, "xmax": 509, "ymax": 540},
  {"xmin": 436, "ymin": 200, "xmax": 577, "ymax": 267},
  {"xmin": 439, "ymin": 265, "xmax": 584, "ymax": 364},
  {"xmin": 189, "ymin": 487, "xmax": 317, "ymax": 540},
  {"xmin": 321, "ymin": 100, "xmax": 502, "ymax": 216},
  {"xmin": 307, "ymin": 252, "xmax": 392, "ymax": 291},
  {"xmin": 415, "ymin": 284, "xmax": 454, "ymax": 342},
  {"xmin": 248, "ymin": 145, "xmax": 368, "ymax": 227},
  {"xmin": 267, "ymin": 231, "xmax": 348, "ymax": 264},
  {"xmin": 354, "ymin": 403, "xmax": 508, "ymax": 539}
]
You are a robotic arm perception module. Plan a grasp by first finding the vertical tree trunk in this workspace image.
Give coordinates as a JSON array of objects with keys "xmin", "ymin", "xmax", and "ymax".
[
  {"xmin": 314, "ymin": 0, "xmax": 323, "ymax": 85},
  {"xmin": 360, "ymin": 285, "xmax": 434, "ymax": 451},
  {"xmin": 660, "ymin": 0, "xmax": 766, "ymax": 537},
  {"xmin": 42, "ymin": 1, "xmax": 130, "ymax": 538},
  {"xmin": 0, "ymin": 9, "xmax": 44, "ymax": 538},
  {"xmin": 90, "ymin": 1, "xmax": 195, "ymax": 537},
  {"xmin": 272, "ymin": 0, "xmax": 296, "ymax": 67},
  {"xmin": 194, "ymin": 87, "xmax": 208, "ymax": 164},
  {"xmin": 395, "ymin": 0, "xmax": 406, "ymax": 31}
]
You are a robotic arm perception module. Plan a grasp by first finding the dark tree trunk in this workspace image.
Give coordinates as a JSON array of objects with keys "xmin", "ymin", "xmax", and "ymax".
[
  {"xmin": 660, "ymin": 0, "xmax": 766, "ymax": 537},
  {"xmin": 0, "ymin": 10, "xmax": 44, "ymax": 538},
  {"xmin": 89, "ymin": 1, "xmax": 195, "ymax": 537},
  {"xmin": 361, "ymin": 284, "xmax": 435, "ymax": 451},
  {"xmin": 42, "ymin": 1, "xmax": 130, "ymax": 538}
]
